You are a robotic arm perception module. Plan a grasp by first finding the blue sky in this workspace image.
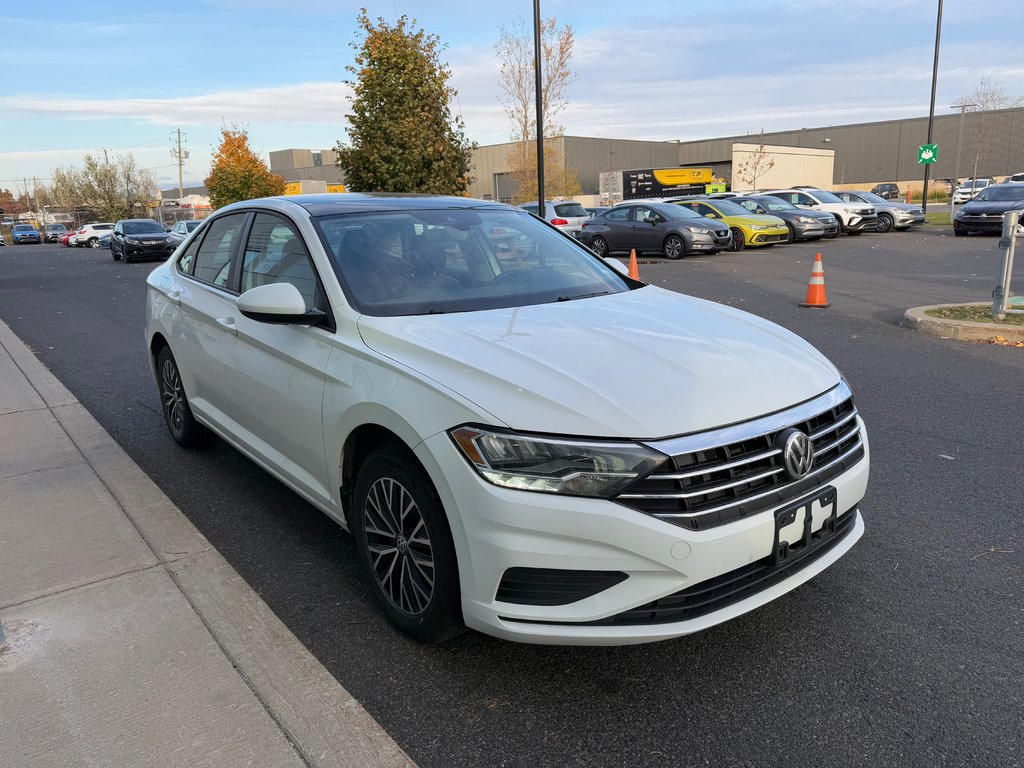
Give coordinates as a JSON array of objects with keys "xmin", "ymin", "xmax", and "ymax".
[{"xmin": 1, "ymin": 0, "xmax": 1020, "ymax": 193}]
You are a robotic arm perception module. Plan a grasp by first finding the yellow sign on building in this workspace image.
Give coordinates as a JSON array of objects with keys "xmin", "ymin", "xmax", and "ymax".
[
  {"xmin": 326, "ymin": 184, "xmax": 347, "ymax": 193},
  {"xmin": 284, "ymin": 182, "xmax": 302, "ymax": 196},
  {"xmin": 653, "ymin": 167, "xmax": 713, "ymax": 185}
]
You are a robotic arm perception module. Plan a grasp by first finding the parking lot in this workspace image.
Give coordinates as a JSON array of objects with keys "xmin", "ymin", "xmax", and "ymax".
[{"xmin": 1, "ymin": 228, "xmax": 1022, "ymax": 767}]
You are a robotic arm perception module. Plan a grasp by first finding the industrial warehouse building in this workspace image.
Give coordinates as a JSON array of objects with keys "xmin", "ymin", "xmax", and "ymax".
[{"xmin": 269, "ymin": 106, "xmax": 1024, "ymax": 203}]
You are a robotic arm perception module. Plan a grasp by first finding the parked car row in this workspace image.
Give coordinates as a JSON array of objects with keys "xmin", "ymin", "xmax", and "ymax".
[{"xmin": 557, "ymin": 185, "xmax": 925, "ymax": 260}]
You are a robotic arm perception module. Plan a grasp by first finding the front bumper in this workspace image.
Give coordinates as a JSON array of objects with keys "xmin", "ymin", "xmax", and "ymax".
[
  {"xmin": 14, "ymin": 235, "xmax": 41, "ymax": 243},
  {"xmin": 123, "ymin": 242, "xmax": 175, "ymax": 259},
  {"xmin": 843, "ymin": 214, "xmax": 877, "ymax": 233},
  {"xmin": 748, "ymin": 227, "xmax": 790, "ymax": 246},
  {"xmin": 689, "ymin": 230, "xmax": 732, "ymax": 252},
  {"xmin": 954, "ymin": 216, "xmax": 1021, "ymax": 234},
  {"xmin": 894, "ymin": 212, "xmax": 925, "ymax": 228},
  {"xmin": 418, "ymin": 419, "xmax": 870, "ymax": 645}
]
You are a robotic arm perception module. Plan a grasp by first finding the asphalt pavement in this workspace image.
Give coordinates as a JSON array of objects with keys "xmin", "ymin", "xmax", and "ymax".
[{"xmin": 0, "ymin": 231, "xmax": 1021, "ymax": 768}]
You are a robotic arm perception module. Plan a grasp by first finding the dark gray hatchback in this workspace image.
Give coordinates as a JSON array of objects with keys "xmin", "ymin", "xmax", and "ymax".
[{"xmin": 577, "ymin": 201, "xmax": 731, "ymax": 259}]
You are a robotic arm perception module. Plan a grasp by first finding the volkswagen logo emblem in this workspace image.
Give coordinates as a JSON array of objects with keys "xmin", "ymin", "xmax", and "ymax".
[{"xmin": 778, "ymin": 428, "xmax": 814, "ymax": 479}]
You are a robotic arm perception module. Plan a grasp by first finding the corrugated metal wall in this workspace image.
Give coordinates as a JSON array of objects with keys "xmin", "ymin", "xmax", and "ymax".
[{"xmin": 675, "ymin": 107, "xmax": 1024, "ymax": 184}]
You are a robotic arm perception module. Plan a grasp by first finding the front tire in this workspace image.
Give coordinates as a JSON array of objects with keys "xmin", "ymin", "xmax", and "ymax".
[
  {"xmin": 663, "ymin": 234, "xmax": 685, "ymax": 260},
  {"xmin": 876, "ymin": 213, "xmax": 894, "ymax": 233},
  {"xmin": 728, "ymin": 227, "xmax": 746, "ymax": 252},
  {"xmin": 352, "ymin": 445, "xmax": 463, "ymax": 644},
  {"xmin": 88, "ymin": 238, "xmax": 99, "ymax": 248},
  {"xmin": 156, "ymin": 346, "xmax": 212, "ymax": 448}
]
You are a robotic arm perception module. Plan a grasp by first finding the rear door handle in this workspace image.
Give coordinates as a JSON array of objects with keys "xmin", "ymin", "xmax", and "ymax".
[{"xmin": 216, "ymin": 316, "xmax": 238, "ymax": 335}]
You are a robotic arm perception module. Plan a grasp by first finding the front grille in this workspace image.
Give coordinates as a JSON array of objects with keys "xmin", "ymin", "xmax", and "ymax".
[{"xmin": 617, "ymin": 383, "xmax": 864, "ymax": 531}]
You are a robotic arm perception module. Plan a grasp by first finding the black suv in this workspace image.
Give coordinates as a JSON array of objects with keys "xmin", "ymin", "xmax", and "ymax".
[
  {"xmin": 111, "ymin": 219, "xmax": 176, "ymax": 262},
  {"xmin": 871, "ymin": 183, "xmax": 901, "ymax": 200}
]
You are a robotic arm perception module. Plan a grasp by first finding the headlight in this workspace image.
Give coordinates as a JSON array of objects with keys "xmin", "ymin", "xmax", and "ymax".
[
  {"xmin": 449, "ymin": 426, "xmax": 666, "ymax": 497},
  {"xmin": 685, "ymin": 225, "xmax": 711, "ymax": 234},
  {"xmin": 844, "ymin": 207, "xmax": 859, "ymax": 214},
  {"xmin": 796, "ymin": 216, "xmax": 818, "ymax": 224}
]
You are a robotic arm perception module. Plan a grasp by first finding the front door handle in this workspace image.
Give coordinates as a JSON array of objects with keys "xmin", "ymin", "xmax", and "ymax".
[{"xmin": 216, "ymin": 316, "xmax": 238, "ymax": 335}]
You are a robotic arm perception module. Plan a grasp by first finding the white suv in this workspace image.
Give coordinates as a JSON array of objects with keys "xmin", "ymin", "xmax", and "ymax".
[
  {"xmin": 71, "ymin": 222, "xmax": 115, "ymax": 247},
  {"xmin": 952, "ymin": 179, "xmax": 995, "ymax": 203},
  {"xmin": 520, "ymin": 200, "xmax": 591, "ymax": 237},
  {"xmin": 762, "ymin": 189, "xmax": 877, "ymax": 235}
]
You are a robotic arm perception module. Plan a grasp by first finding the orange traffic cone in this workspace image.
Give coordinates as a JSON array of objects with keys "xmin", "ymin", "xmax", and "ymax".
[
  {"xmin": 628, "ymin": 248, "xmax": 640, "ymax": 280},
  {"xmin": 801, "ymin": 253, "xmax": 830, "ymax": 308}
]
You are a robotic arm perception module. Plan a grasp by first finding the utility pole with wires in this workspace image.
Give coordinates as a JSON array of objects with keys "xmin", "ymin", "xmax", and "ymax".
[{"xmin": 170, "ymin": 129, "xmax": 188, "ymax": 200}]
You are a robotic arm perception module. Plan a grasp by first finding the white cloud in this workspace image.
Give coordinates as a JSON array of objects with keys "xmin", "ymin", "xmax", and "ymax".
[{"xmin": 0, "ymin": 82, "xmax": 352, "ymax": 127}]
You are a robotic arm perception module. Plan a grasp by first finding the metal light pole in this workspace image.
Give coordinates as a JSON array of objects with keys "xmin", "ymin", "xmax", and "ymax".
[
  {"xmin": 950, "ymin": 102, "xmax": 976, "ymax": 222},
  {"xmin": 921, "ymin": 0, "xmax": 943, "ymax": 214},
  {"xmin": 533, "ymin": 0, "xmax": 545, "ymax": 215}
]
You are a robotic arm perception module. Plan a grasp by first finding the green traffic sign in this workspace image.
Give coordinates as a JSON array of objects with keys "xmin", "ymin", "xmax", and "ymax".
[{"xmin": 918, "ymin": 144, "xmax": 938, "ymax": 164}]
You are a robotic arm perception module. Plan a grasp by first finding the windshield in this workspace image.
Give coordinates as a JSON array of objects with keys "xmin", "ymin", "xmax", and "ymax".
[
  {"xmin": 13, "ymin": 224, "xmax": 34, "ymax": 231},
  {"xmin": 975, "ymin": 186, "xmax": 1024, "ymax": 202},
  {"xmin": 962, "ymin": 180, "xmax": 989, "ymax": 189},
  {"xmin": 854, "ymin": 191, "xmax": 886, "ymax": 204},
  {"xmin": 751, "ymin": 196, "xmax": 795, "ymax": 211},
  {"xmin": 313, "ymin": 208, "xmax": 632, "ymax": 317},
  {"xmin": 653, "ymin": 204, "xmax": 703, "ymax": 220},
  {"xmin": 809, "ymin": 190, "xmax": 842, "ymax": 204},
  {"xmin": 707, "ymin": 200, "xmax": 753, "ymax": 216},
  {"xmin": 124, "ymin": 220, "xmax": 164, "ymax": 234}
]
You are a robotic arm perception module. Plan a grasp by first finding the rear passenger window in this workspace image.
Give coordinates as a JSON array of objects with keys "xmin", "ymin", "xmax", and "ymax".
[{"xmin": 194, "ymin": 214, "xmax": 247, "ymax": 288}]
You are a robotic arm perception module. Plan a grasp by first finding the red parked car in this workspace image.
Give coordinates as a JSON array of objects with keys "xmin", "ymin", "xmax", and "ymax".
[{"xmin": 59, "ymin": 231, "xmax": 75, "ymax": 247}]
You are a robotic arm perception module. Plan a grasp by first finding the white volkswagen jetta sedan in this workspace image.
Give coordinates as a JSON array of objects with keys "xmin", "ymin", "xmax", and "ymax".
[{"xmin": 145, "ymin": 194, "xmax": 869, "ymax": 645}]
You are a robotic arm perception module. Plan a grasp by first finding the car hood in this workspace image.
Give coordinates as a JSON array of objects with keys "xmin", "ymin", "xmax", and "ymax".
[
  {"xmin": 720, "ymin": 214, "xmax": 787, "ymax": 228},
  {"xmin": 126, "ymin": 232, "xmax": 170, "ymax": 240},
  {"xmin": 960, "ymin": 199, "xmax": 1024, "ymax": 214},
  {"xmin": 356, "ymin": 287, "xmax": 840, "ymax": 438}
]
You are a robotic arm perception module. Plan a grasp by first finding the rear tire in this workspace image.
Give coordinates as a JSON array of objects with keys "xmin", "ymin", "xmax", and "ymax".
[
  {"xmin": 156, "ymin": 346, "xmax": 213, "ymax": 448},
  {"xmin": 589, "ymin": 236, "xmax": 609, "ymax": 257},
  {"xmin": 352, "ymin": 445, "xmax": 463, "ymax": 644}
]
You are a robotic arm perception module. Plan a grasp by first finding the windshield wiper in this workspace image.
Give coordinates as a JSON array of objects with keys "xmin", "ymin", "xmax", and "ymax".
[{"xmin": 557, "ymin": 290, "xmax": 611, "ymax": 302}]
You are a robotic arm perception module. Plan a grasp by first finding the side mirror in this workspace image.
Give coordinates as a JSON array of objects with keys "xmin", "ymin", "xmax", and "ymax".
[
  {"xmin": 704, "ymin": 213, "xmax": 718, "ymax": 219},
  {"xmin": 237, "ymin": 283, "xmax": 326, "ymax": 326}
]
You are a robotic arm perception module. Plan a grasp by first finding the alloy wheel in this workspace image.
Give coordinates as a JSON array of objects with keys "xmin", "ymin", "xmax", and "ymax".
[
  {"xmin": 160, "ymin": 356, "xmax": 186, "ymax": 436},
  {"xmin": 363, "ymin": 477, "xmax": 435, "ymax": 615}
]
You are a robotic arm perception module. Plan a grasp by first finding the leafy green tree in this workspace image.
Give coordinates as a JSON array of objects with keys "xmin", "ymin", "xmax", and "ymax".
[
  {"xmin": 335, "ymin": 9, "xmax": 475, "ymax": 194},
  {"xmin": 205, "ymin": 127, "xmax": 286, "ymax": 210}
]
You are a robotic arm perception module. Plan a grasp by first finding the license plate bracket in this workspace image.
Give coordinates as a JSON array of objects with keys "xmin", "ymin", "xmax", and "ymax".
[{"xmin": 772, "ymin": 486, "xmax": 839, "ymax": 568}]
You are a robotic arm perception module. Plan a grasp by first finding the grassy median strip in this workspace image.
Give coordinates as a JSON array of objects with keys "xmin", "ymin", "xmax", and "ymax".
[{"xmin": 925, "ymin": 304, "xmax": 1024, "ymax": 326}]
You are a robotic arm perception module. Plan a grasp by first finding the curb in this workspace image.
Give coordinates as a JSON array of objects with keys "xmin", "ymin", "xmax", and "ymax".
[
  {"xmin": 0, "ymin": 318, "xmax": 415, "ymax": 768},
  {"xmin": 903, "ymin": 303, "xmax": 1024, "ymax": 342}
]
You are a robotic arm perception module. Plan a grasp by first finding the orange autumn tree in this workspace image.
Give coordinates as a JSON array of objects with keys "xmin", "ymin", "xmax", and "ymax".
[{"xmin": 205, "ymin": 127, "xmax": 286, "ymax": 209}]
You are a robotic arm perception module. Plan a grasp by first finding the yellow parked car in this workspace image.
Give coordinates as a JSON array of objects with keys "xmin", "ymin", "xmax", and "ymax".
[{"xmin": 672, "ymin": 199, "xmax": 789, "ymax": 251}]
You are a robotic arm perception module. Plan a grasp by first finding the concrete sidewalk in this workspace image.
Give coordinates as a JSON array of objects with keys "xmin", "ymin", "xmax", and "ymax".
[{"xmin": 0, "ymin": 317, "xmax": 414, "ymax": 768}]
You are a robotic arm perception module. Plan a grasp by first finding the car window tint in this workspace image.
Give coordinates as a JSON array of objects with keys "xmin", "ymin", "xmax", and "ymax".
[
  {"xmin": 695, "ymin": 204, "xmax": 714, "ymax": 216},
  {"xmin": 553, "ymin": 202, "xmax": 588, "ymax": 218},
  {"xmin": 194, "ymin": 213, "xmax": 246, "ymax": 288},
  {"xmin": 795, "ymin": 194, "xmax": 815, "ymax": 206},
  {"xmin": 177, "ymin": 237, "xmax": 199, "ymax": 275},
  {"xmin": 605, "ymin": 207, "xmax": 629, "ymax": 221},
  {"xmin": 738, "ymin": 200, "xmax": 761, "ymax": 213},
  {"xmin": 241, "ymin": 213, "xmax": 320, "ymax": 307}
]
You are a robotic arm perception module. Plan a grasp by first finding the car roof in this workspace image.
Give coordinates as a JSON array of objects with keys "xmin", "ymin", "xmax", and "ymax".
[{"xmin": 217, "ymin": 193, "xmax": 511, "ymax": 218}]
